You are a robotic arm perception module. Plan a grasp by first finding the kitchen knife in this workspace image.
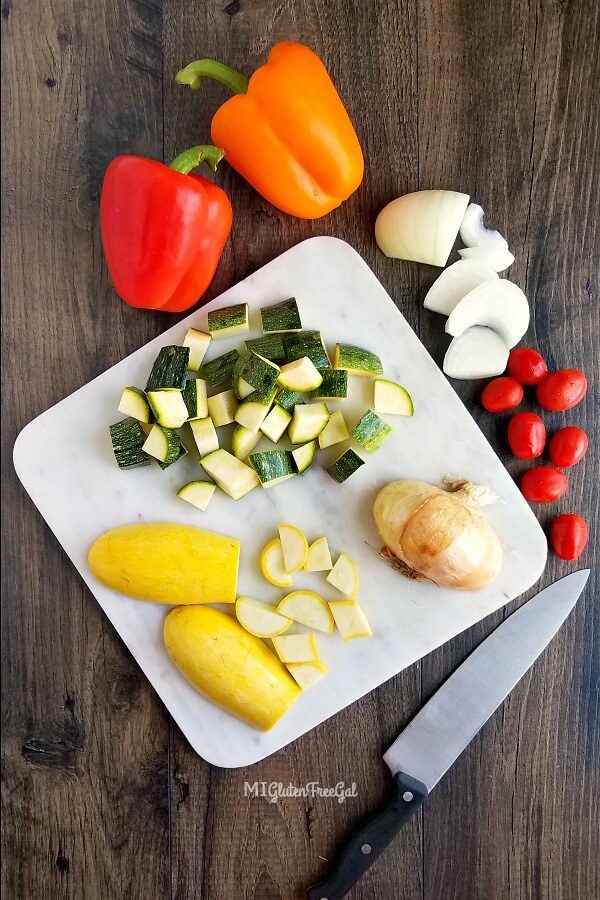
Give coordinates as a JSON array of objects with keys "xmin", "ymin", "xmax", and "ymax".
[{"xmin": 307, "ymin": 570, "xmax": 590, "ymax": 900}]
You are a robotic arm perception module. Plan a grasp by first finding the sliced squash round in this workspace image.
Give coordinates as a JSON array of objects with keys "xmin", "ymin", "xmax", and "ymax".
[
  {"xmin": 259, "ymin": 538, "xmax": 293, "ymax": 588},
  {"xmin": 235, "ymin": 596, "xmax": 292, "ymax": 638},
  {"xmin": 276, "ymin": 590, "xmax": 334, "ymax": 634},
  {"xmin": 278, "ymin": 524, "xmax": 309, "ymax": 573}
]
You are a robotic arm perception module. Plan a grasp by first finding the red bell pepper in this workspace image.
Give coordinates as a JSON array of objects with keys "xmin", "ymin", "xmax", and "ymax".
[{"xmin": 100, "ymin": 145, "xmax": 232, "ymax": 312}]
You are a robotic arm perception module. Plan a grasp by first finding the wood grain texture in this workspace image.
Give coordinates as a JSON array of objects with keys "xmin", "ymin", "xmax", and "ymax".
[{"xmin": 2, "ymin": 0, "xmax": 598, "ymax": 898}]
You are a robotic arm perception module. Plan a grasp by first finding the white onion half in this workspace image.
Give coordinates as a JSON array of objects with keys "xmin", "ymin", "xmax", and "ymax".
[
  {"xmin": 375, "ymin": 190, "xmax": 470, "ymax": 266},
  {"xmin": 459, "ymin": 203, "xmax": 507, "ymax": 247},
  {"xmin": 423, "ymin": 259, "xmax": 499, "ymax": 316},
  {"xmin": 446, "ymin": 279, "xmax": 529, "ymax": 348},
  {"xmin": 443, "ymin": 326, "xmax": 509, "ymax": 379},
  {"xmin": 458, "ymin": 241, "xmax": 515, "ymax": 273}
]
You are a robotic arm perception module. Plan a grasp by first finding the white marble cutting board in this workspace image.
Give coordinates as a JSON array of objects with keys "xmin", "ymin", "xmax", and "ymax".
[{"xmin": 13, "ymin": 237, "xmax": 547, "ymax": 768}]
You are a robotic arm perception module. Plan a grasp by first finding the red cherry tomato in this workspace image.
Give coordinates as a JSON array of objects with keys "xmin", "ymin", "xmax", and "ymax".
[
  {"xmin": 507, "ymin": 347, "xmax": 548, "ymax": 386},
  {"xmin": 520, "ymin": 466, "xmax": 568, "ymax": 503},
  {"xmin": 536, "ymin": 369, "xmax": 587, "ymax": 411},
  {"xmin": 549, "ymin": 514, "xmax": 588, "ymax": 561},
  {"xmin": 548, "ymin": 426, "xmax": 589, "ymax": 468},
  {"xmin": 507, "ymin": 412, "xmax": 546, "ymax": 459},
  {"xmin": 481, "ymin": 377, "xmax": 524, "ymax": 413}
]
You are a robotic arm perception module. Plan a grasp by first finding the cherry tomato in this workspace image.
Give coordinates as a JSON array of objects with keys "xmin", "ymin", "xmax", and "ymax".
[
  {"xmin": 536, "ymin": 369, "xmax": 587, "ymax": 411},
  {"xmin": 549, "ymin": 514, "xmax": 588, "ymax": 561},
  {"xmin": 481, "ymin": 377, "xmax": 524, "ymax": 413},
  {"xmin": 507, "ymin": 412, "xmax": 546, "ymax": 459},
  {"xmin": 507, "ymin": 347, "xmax": 548, "ymax": 386},
  {"xmin": 548, "ymin": 426, "xmax": 589, "ymax": 468},
  {"xmin": 520, "ymin": 466, "xmax": 568, "ymax": 503}
]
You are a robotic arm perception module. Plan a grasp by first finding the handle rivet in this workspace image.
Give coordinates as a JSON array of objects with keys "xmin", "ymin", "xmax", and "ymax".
[
  {"xmin": 361, "ymin": 843, "xmax": 372, "ymax": 855},
  {"xmin": 403, "ymin": 791, "xmax": 414, "ymax": 802}
]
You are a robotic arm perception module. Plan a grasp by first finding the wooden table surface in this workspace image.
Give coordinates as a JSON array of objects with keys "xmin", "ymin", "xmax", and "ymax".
[{"xmin": 2, "ymin": 1, "xmax": 598, "ymax": 897}]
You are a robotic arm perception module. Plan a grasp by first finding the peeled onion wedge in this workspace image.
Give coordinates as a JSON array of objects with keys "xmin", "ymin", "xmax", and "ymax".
[
  {"xmin": 272, "ymin": 632, "xmax": 319, "ymax": 664},
  {"xmin": 443, "ymin": 326, "xmax": 509, "ymax": 379},
  {"xmin": 375, "ymin": 190, "xmax": 470, "ymax": 266},
  {"xmin": 235, "ymin": 596, "xmax": 292, "ymax": 638},
  {"xmin": 459, "ymin": 203, "xmax": 507, "ymax": 248},
  {"xmin": 288, "ymin": 660, "xmax": 328, "ymax": 690},
  {"xmin": 329, "ymin": 599, "xmax": 372, "ymax": 641},
  {"xmin": 423, "ymin": 259, "xmax": 499, "ymax": 316},
  {"xmin": 278, "ymin": 524, "xmax": 309, "ymax": 574},
  {"xmin": 446, "ymin": 280, "xmax": 529, "ymax": 349},
  {"xmin": 326, "ymin": 553, "xmax": 359, "ymax": 597},
  {"xmin": 459, "ymin": 241, "xmax": 515, "ymax": 273},
  {"xmin": 276, "ymin": 590, "xmax": 334, "ymax": 634}
]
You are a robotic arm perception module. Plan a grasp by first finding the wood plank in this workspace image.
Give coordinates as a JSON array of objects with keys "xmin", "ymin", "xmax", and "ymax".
[{"xmin": 1, "ymin": 0, "xmax": 170, "ymax": 896}]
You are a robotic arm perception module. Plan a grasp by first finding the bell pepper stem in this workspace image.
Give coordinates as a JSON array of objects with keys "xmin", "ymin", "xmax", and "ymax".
[
  {"xmin": 175, "ymin": 58, "xmax": 249, "ymax": 95},
  {"xmin": 169, "ymin": 145, "xmax": 225, "ymax": 175}
]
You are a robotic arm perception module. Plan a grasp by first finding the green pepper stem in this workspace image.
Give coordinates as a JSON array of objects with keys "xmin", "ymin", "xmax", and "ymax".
[
  {"xmin": 169, "ymin": 145, "xmax": 225, "ymax": 175},
  {"xmin": 175, "ymin": 58, "xmax": 249, "ymax": 95}
]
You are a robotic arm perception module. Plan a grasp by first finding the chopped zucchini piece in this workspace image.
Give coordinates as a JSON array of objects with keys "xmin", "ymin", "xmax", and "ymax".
[
  {"xmin": 374, "ymin": 379, "xmax": 414, "ymax": 416},
  {"xmin": 202, "ymin": 349, "xmax": 240, "ymax": 386},
  {"xmin": 276, "ymin": 590, "xmax": 334, "ymax": 633},
  {"xmin": 259, "ymin": 538, "xmax": 293, "ymax": 588},
  {"xmin": 201, "ymin": 449, "xmax": 259, "ymax": 500},
  {"xmin": 276, "ymin": 388, "xmax": 305, "ymax": 412},
  {"xmin": 311, "ymin": 368, "xmax": 348, "ymax": 400},
  {"xmin": 278, "ymin": 524, "xmax": 309, "ymax": 572},
  {"xmin": 207, "ymin": 390, "xmax": 238, "ymax": 427},
  {"xmin": 353, "ymin": 409, "xmax": 392, "ymax": 453},
  {"xmin": 278, "ymin": 357, "xmax": 323, "ymax": 392},
  {"xmin": 250, "ymin": 451, "xmax": 296, "ymax": 487},
  {"xmin": 182, "ymin": 378, "xmax": 208, "ymax": 420},
  {"xmin": 327, "ymin": 553, "xmax": 360, "ymax": 597},
  {"xmin": 231, "ymin": 425, "xmax": 260, "ymax": 460},
  {"xmin": 109, "ymin": 418, "xmax": 150, "ymax": 469},
  {"xmin": 157, "ymin": 443, "xmax": 187, "ymax": 470},
  {"xmin": 285, "ymin": 331, "xmax": 330, "ymax": 369},
  {"xmin": 318, "ymin": 409, "xmax": 349, "ymax": 449},
  {"xmin": 304, "ymin": 537, "xmax": 333, "ymax": 572},
  {"xmin": 260, "ymin": 405, "xmax": 292, "ymax": 443},
  {"xmin": 292, "ymin": 441, "xmax": 316, "ymax": 474},
  {"xmin": 272, "ymin": 633, "xmax": 319, "ymax": 664},
  {"xmin": 177, "ymin": 480, "xmax": 216, "ymax": 511},
  {"xmin": 260, "ymin": 297, "xmax": 302, "ymax": 333},
  {"xmin": 287, "ymin": 661, "xmax": 328, "ymax": 690},
  {"xmin": 333, "ymin": 343, "xmax": 383, "ymax": 378},
  {"xmin": 182, "ymin": 327, "xmax": 211, "ymax": 372},
  {"xmin": 288, "ymin": 403, "xmax": 330, "ymax": 444},
  {"xmin": 235, "ymin": 596, "xmax": 292, "ymax": 638},
  {"xmin": 235, "ymin": 386, "xmax": 277, "ymax": 433},
  {"xmin": 118, "ymin": 387, "xmax": 152, "ymax": 423},
  {"xmin": 207, "ymin": 302, "xmax": 249, "ymax": 338},
  {"xmin": 147, "ymin": 389, "xmax": 188, "ymax": 428},
  {"xmin": 189, "ymin": 417, "xmax": 219, "ymax": 457},
  {"xmin": 142, "ymin": 424, "xmax": 185, "ymax": 467},
  {"xmin": 329, "ymin": 599, "xmax": 372, "ymax": 640},
  {"xmin": 245, "ymin": 334, "xmax": 286, "ymax": 361},
  {"xmin": 234, "ymin": 351, "xmax": 280, "ymax": 396},
  {"xmin": 326, "ymin": 448, "xmax": 365, "ymax": 483},
  {"xmin": 146, "ymin": 346, "xmax": 189, "ymax": 390}
]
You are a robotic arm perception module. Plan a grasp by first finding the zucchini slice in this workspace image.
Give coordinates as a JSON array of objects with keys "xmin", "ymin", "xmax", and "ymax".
[
  {"xmin": 374, "ymin": 378, "xmax": 414, "ymax": 416},
  {"xmin": 276, "ymin": 590, "xmax": 334, "ymax": 633},
  {"xmin": 260, "ymin": 297, "xmax": 302, "ymax": 333},
  {"xmin": 326, "ymin": 448, "xmax": 365, "ymax": 483},
  {"xmin": 189, "ymin": 417, "xmax": 219, "ymax": 457},
  {"xmin": 202, "ymin": 349, "xmax": 241, "ymax": 386},
  {"xmin": 182, "ymin": 327, "xmax": 211, "ymax": 372},
  {"xmin": 259, "ymin": 538, "xmax": 293, "ymax": 588},
  {"xmin": 234, "ymin": 350, "xmax": 280, "ymax": 396},
  {"xmin": 231, "ymin": 424, "xmax": 261, "ymax": 460},
  {"xmin": 245, "ymin": 334, "xmax": 286, "ymax": 361},
  {"xmin": 329, "ymin": 599, "xmax": 372, "ymax": 640},
  {"xmin": 201, "ymin": 449, "xmax": 259, "ymax": 500},
  {"xmin": 118, "ymin": 387, "xmax": 152, "ymax": 423},
  {"xmin": 288, "ymin": 403, "xmax": 330, "ymax": 444},
  {"xmin": 109, "ymin": 418, "xmax": 150, "ymax": 469},
  {"xmin": 318, "ymin": 409, "xmax": 349, "ymax": 449},
  {"xmin": 206, "ymin": 389, "xmax": 238, "ymax": 427},
  {"xmin": 327, "ymin": 552, "xmax": 360, "ymax": 596},
  {"xmin": 276, "ymin": 389, "xmax": 305, "ymax": 412},
  {"xmin": 142, "ymin": 424, "xmax": 185, "ymax": 467},
  {"xmin": 146, "ymin": 346, "xmax": 189, "ymax": 390},
  {"xmin": 250, "ymin": 451, "xmax": 296, "ymax": 488},
  {"xmin": 277, "ymin": 357, "xmax": 323, "ymax": 392},
  {"xmin": 235, "ymin": 596, "xmax": 292, "ymax": 638},
  {"xmin": 260, "ymin": 405, "xmax": 292, "ymax": 443},
  {"xmin": 234, "ymin": 386, "xmax": 277, "ymax": 433},
  {"xmin": 272, "ymin": 633, "xmax": 319, "ymax": 664},
  {"xmin": 311, "ymin": 368, "xmax": 348, "ymax": 400},
  {"xmin": 333, "ymin": 343, "xmax": 383, "ymax": 378},
  {"xmin": 304, "ymin": 537, "xmax": 333, "ymax": 572},
  {"xmin": 291, "ymin": 440, "xmax": 316, "ymax": 474},
  {"xmin": 352, "ymin": 409, "xmax": 393, "ymax": 453},
  {"xmin": 285, "ymin": 331, "xmax": 330, "ymax": 369},
  {"xmin": 182, "ymin": 378, "xmax": 208, "ymax": 420},
  {"xmin": 287, "ymin": 661, "xmax": 328, "ymax": 690},
  {"xmin": 147, "ymin": 389, "xmax": 188, "ymax": 428},
  {"xmin": 177, "ymin": 480, "xmax": 216, "ymax": 511},
  {"xmin": 207, "ymin": 302, "xmax": 249, "ymax": 338}
]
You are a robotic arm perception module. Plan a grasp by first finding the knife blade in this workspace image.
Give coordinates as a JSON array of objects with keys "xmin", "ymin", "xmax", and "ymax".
[{"xmin": 307, "ymin": 570, "xmax": 590, "ymax": 900}]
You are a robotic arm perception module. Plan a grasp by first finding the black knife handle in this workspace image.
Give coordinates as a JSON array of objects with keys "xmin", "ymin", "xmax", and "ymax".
[{"xmin": 307, "ymin": 772, "xmax": 428, "ymax": 900}]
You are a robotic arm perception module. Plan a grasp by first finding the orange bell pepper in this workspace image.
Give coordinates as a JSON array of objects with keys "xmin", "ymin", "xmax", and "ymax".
[{"xmin": 176, "ymin": 42, "xmax": 364, "ymax": 219}]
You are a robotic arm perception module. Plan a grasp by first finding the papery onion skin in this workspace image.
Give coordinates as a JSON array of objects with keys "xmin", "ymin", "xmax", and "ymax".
[{"xmin": 373, "ymin": 479, "xmax": 502, "ymax": 591}]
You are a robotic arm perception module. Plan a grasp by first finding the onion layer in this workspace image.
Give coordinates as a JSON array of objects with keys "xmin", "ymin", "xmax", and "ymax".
[{"xmin": 373, "ymin": 478, "xmax": 502, "ymax": 591}]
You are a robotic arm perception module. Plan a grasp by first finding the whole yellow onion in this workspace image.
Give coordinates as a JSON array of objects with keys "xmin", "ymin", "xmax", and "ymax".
[{"xmin": 373, "ymin": 478, "xmax": 502, "ymax": 591}]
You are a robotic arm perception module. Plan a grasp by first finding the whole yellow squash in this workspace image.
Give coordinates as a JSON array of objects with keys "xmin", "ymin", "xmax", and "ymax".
[
  {"xmin": 164, "ymin": 605, "xmax": 301, "ymax": 730},
  {"xmin": 88, "ymin": 522, "xmax": 240, "ymax": 605}
]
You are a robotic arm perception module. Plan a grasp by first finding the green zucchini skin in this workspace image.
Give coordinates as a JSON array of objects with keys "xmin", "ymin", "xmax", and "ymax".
[
  {"xmin": 202, "ymin": 349, "xmax": 241, "ymax": 386},
  {"xmin": 146, "ymin": 346, "xmax": 190, "ymax": 391},
  {"xmin": 326, "ymin": 448, "xmax": 365, "ymax": 482},
  {"xmin": 234, "ymin": 351, "xmax": 280, "ymax": 395},
  {"xmin": 109, "ymin": 418, "xmax": 150, "ymax": 469},
  {"xmin": 285, "ymin": 331, "xmax": 330, "ymax": 369},
  {"xmin": 276, "ymin": 389, "xmax": 305, "ymax": 412},
  {"xmin": 207, "ymin": 303, "xmax": 249, "ymax": 336},
  {"xmin": 245, "ymin": 334, "xmax": 286, "ymax": 361},
  {"xmin": 249, "ymin": 450, "xmax": 296, "ymax": 484},
  {"xmin": 291, "ymin": 440, "xmax": 316, "ymax": 474},
  {"xmin": 311, "ymin": 368, "xmax": 348, "ymax": 399},
  {"xmin": 157, "ymin": 438, "xmax": 187, "ymax": 470},
  {"xmin": 333, "ymin": 343, "xmax": 383, "ymax": 377},
  {"xmin": 352, "ymin": 409, "xmax": 393, "ymax": 452},
  {"xmin": 182, "ymin": 378, "xmax": 207, "ymax": 419},
  {"xmin": 260, "ymin": 298, "xmax": 302, "ymax": 333}
]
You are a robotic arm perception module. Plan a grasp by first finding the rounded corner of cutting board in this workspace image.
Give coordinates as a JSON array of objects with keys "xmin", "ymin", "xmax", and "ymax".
[{"xmin": 13, "ymin": 415, "xmax": 42, "ymax": 486}]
